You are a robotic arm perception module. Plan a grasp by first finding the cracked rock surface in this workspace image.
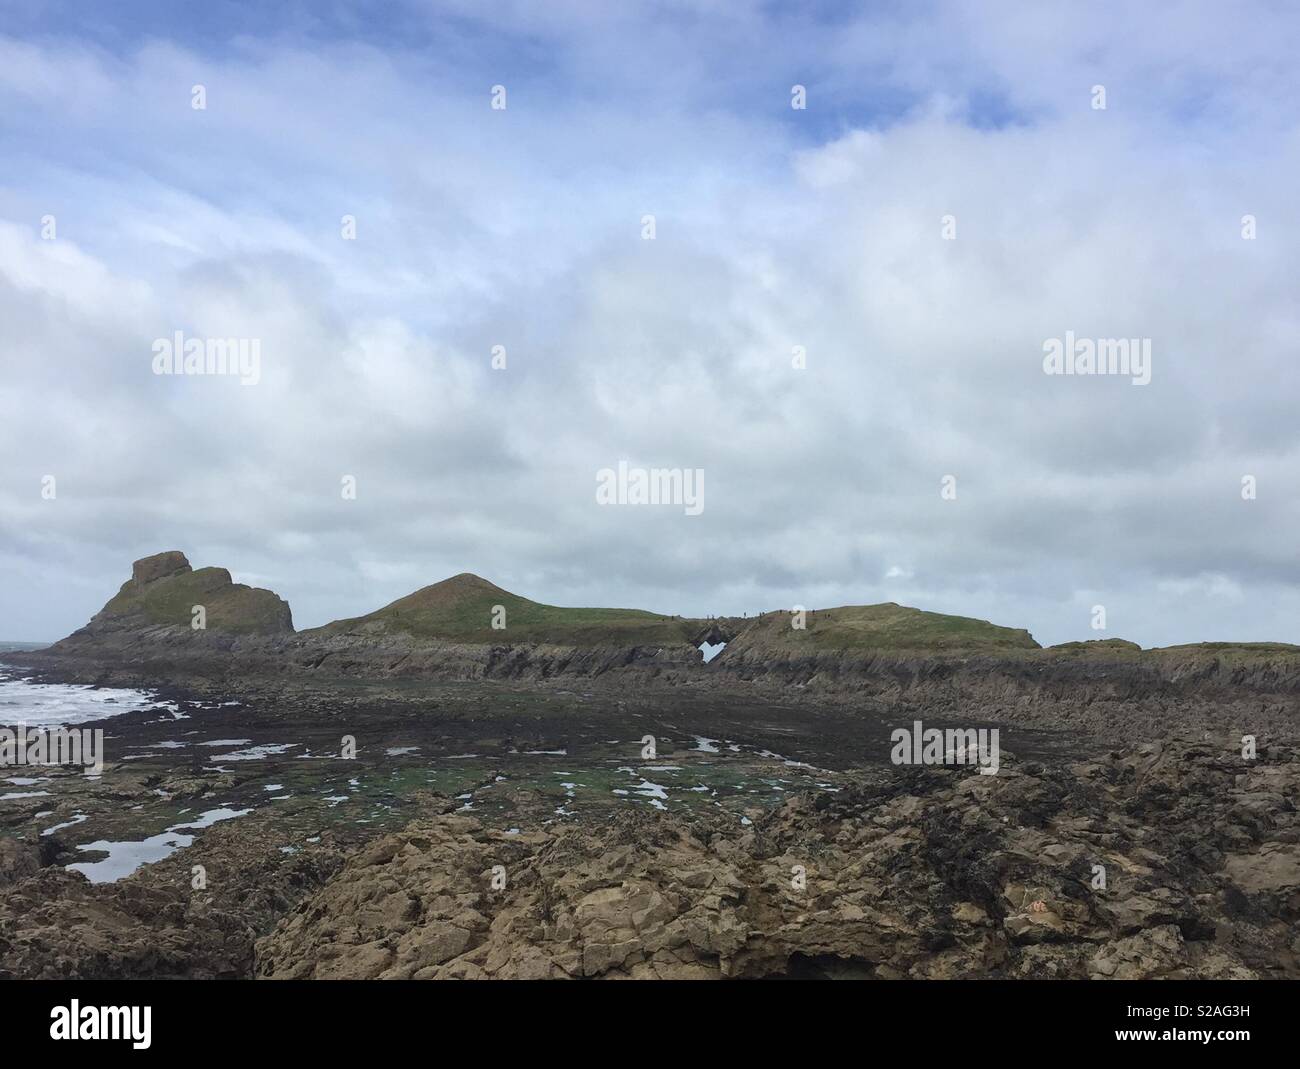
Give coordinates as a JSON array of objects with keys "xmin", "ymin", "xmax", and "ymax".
[{"xmin": 255, "ymin": 740, "xmax": 1298, "ymax": 979}]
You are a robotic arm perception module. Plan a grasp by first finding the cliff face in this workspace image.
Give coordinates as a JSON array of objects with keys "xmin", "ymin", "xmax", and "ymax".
[
  {"xmin": 280, "ymin": 631, "xmax": 703, "ymax": 682},
  {"xmin": 708, "ymin": 641, "xmax": 1300, "ymax": 695}
]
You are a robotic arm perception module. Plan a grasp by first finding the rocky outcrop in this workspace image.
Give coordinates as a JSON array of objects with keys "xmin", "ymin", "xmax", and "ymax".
[
  {"xmin": 0, "ymin": 822, "xmax": 345, "ymax": 980},
  {"xmin": 131, "ymin": 550, "xmax": 192, "ymax": 586},
  {"xmin": 0, "ymin": 865, "xmax": 262, "ymax": 979},
  {"xmin": 21, "ymin": 552, "xmax": 294, "ymax": 680},
  {"xmin": 255, "ymin": 740, "xmax": 1299, "ymax": 980},
  {"xmin": 88, "ymin": 551, "xmax": 291, "ymax": 635},
  {"xmin": 0, "ymin": 839, "xmax": 41, "ymax": 888}
]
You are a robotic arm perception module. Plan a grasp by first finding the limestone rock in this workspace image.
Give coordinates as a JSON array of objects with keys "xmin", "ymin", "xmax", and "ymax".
[
  {"xmin": 254, "ymin": 740, "xmax": 1300, "ymax": 980},
  {"xmin": 132, "ymin": 551, "xmax": 192, "ymax": 586},
  {"xmin": 0, "ymin": 839, "xmax": 41, "ymax": 888}
]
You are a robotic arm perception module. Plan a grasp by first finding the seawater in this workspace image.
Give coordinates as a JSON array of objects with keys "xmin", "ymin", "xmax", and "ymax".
[{"xmin": 0, "ymin": 661, "xmax": 171, "ymax": 727}]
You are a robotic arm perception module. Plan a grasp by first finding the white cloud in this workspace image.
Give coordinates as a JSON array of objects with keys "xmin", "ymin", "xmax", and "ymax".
[{"xmin": 1, "ymin": 5, "xmax": 1297, "ymax": 648}]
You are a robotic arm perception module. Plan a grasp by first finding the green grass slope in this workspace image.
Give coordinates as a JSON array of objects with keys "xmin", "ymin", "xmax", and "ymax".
[
  {"xmin": 1146, "ymin": 641, "xmax": 1300, "ymax": 667},
  {"xmin": 314, "ymin": 573, "xmax": 701, "ymax": 646},
  {"xmin": 727, "ymin": 602, "xmax": 1041, "ymax": 653},
  {"xmin": 1046, "ymin": 638, "xmax": 1144, "ymax": 656}
]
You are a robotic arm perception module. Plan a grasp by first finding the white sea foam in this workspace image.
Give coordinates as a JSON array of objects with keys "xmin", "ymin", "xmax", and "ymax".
[{"xmin": 0, "ymin": 669, "xmax": 169, "ymax": 728}]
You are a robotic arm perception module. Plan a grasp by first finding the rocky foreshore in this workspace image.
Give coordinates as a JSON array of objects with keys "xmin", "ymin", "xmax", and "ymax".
[
  {"xmin": 251, "ymin": 738, "xmax": 1297, "ymax": 979},
  {"xmin": 3, "ymin": 739, "xmax": 1296, "ymax": 980}
]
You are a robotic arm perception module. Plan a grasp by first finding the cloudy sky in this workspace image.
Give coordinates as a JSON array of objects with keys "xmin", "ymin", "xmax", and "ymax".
[{"xmin": 2, "ymin": 1, "xmax": 1297, "ymax": 647}]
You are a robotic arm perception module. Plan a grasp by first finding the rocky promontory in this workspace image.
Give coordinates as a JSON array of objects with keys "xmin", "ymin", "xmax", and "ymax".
[
  {"xmin": 12, "ymin": 550, "xmax": 1300, "ymax": 745},
  {"xmin": 45, "ymin": 551, "xmax": 292, "ymax": 669}
]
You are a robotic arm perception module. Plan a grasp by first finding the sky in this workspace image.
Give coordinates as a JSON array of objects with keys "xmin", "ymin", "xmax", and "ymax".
[{"xmin": 1, "ymin": 0, "xmax": 1298, "ymax": 647}]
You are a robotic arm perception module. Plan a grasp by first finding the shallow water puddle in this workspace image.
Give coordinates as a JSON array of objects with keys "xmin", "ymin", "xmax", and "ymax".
[
  {"xmin": 171, "ymin": 807, "xmax": 252, "ymax": 830},
  {"xmin": 68, "ymin": 806, "xmax": 253, "ymax": 883},
  {"xmin": 211, "ymin": 743, "xmax": 296, "ymax": 761},
  {"xmin": 630, "ymin": 778, "xmax": 669, "ymax": 809},
  {"xmin": 41, "ymin": 812, "xmax": 87, "ymax": 836}
]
